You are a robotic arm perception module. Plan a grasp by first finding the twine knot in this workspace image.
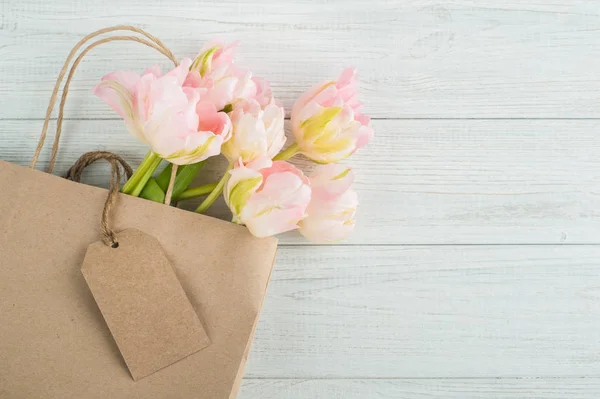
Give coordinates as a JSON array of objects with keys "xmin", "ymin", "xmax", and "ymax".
[{"xmin": 65, "ymin": 151, "xmax": 133, "ymax": 247}]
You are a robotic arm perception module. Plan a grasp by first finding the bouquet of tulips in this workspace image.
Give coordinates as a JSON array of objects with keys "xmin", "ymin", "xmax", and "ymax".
[{"xmin": 95, "ymin": 40, "xmax": 373, "ymax": 242}]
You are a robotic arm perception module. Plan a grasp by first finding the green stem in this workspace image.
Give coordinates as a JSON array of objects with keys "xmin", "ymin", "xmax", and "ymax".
[
  {"xmin": 139, "ymin": 178, "xmax": 166, "ymax": 203},
  {"xmin": 175, "ymin": 183, "xmax": 218, "ymax": 201},
  {"xmin": 195, "ymin": 164, "xmax": 233, "ymax": 213},
  {"xmin": 273, "ymin": 142, "xmax": 300, "ymax": 161},
  {"xmin": 155, "ymin": 161, "xmax": 205, "ymax": 198},
  {"xmin": 121, "ymin": 151, "xmax": 162, "ymax": 196},
  {"xmin": 171, "ymin": 161, "xmax": 205, "ymax": 199}
]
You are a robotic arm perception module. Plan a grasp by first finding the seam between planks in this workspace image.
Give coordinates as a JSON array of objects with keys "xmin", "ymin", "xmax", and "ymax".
[
  {"xmin": 4, "ymin": 117, "xmax": 600, "ymax": 121},
  {"xmin": 242, "ymin": 376, "xmax": 600, "ymax": 380},
  {"xmin": 278, "ymin": 243, "xmax": 600, "ymax": 247}
]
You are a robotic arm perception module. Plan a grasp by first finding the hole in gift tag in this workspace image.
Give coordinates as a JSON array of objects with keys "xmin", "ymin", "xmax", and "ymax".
[{"xmin": 111, "ymin": 242, "xmax": 119, "ymax": 249}]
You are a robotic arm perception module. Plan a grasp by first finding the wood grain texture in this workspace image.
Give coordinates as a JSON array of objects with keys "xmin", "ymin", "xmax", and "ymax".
[
  {"xmin": 2, "ymin": 119, "xmax": 599, "ymax": 245},
  {"xmin": 3, "ymin": 1, "xmax": 600, "ymax": 398},
  {"xmin": 1, "ymin": 0, "xmax": 600, "ymax": 119},
  {"xmin": 245, "ymin": 245, "xmax": 600, "ymax": 378},
  {"xmin": 239, "ymin": 378, "xmax": 600, "ymax": 399}
]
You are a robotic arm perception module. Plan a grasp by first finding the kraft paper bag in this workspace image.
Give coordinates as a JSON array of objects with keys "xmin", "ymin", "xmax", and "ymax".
[{"xmin": 0, "ymin": 160, "xmax": 278, "ymax": 398}]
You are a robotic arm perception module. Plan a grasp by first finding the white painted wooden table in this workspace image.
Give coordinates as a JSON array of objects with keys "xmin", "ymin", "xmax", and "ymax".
[{"xmin": 2, "ymin": 1, "xmax": 600, "ymax": 397}]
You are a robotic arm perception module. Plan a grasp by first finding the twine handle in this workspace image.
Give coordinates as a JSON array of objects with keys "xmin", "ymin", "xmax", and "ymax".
[
  {"xmin": 164, "ymin": 164, "xmax": 179, "ymax": 206},
  {"xmin": 34, "ymin": 27, "xmax": 181, "ymax": 243},
  {"xmin": 65, "ymin": 151, "xmax": 133, "ymax": 247},
  {"xmin": 30, "ymin": 25, "xmax": 179, "ymax": 173}
]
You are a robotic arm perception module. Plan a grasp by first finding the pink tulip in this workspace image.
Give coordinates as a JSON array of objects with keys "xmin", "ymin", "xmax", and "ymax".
[
  {"xmin": 224, "ymin": 157, "xmax": 311, "ymax": 237},
  {"xmin": 94, "ymin": 58, "xmax": 232, "ymax": 165},
  {"xmin": 186, "ymin": 40, "xmax": 273, "ymax": 111},
  {"xmin": 221, "ymin": 99, "xmax": 286, "ymax": 164},
  {"xmin": 291, "ymin": 68, "xmax": 374, "ymax": 163},
  {"xmin": 190, "ymin": 39, "xmax": 238, "ymax": 77},
  {"xmin": 299, "ymin": 164, "xmax": 358, "ymax": 242},
  {"xmin": 252, "ymin": 77, "xmax": 275, "ymax": 108}
]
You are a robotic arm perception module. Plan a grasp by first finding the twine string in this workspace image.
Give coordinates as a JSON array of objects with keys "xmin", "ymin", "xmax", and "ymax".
[
  {"xmin": 65, "ymin": 151, "xmax": 133, "ymax": 247},
  {"xmin": 30, "ymin": 25, "xmax": 178, "ymax": 172},
  {"xmin": 164, "ymin": 164, "xmax": 178, "ymax": 206},
  {"xmin": 46, "ymin": 36, "xmax": 178, "ymax": 174},
  {"xmin": 35, "ymin": 26, "xmax": 180, "ymax": 245}
]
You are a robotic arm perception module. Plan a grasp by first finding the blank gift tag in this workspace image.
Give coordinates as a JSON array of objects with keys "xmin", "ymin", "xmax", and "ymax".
[{"xmin": 81, "ymin": 228, "xmax": 210, "ymax": 381}]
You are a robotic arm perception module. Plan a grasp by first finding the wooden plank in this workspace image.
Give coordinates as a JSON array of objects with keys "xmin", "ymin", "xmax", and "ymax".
[
  {"xmin": 244, "ymin": 245, "xmax": 600, "ymax": 378},
  {"xmin": 2, "ymin": 119, "xmax": 600, "ymax": 245},
  {"xmin": 1, "ymin": 1, "xmax": 600, "ymax": 119},
  {"xmin": 239, "ymin": 378, "xmax": 600, "ymax": 399}
]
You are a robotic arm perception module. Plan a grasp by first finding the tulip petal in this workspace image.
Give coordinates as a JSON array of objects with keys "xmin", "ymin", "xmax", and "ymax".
[
  {"xmin": 94, "ymin": 80, "xmax": 134, "ymax": 118},
  {"xmin": 191, "ymin": 46, "xmax": 219, "ymax": 77},
  {"xmin": 101, "ymin": 70, "xmax": 141, "ymax": 94},
  {"xmin": 225, "ymin": 159, "xmax": 311, "ymax": 237},
  {"xmin": 242, "ymin": 175, "xmax": 311, "ymax": 237},
  {"xmin": 94, "ymin": 80, "xmax": 145, "ymax": 143},
  {"xmin": 299, "ymin": 106, "xmax": 342, "ymax": 141},
  {"xmin": 244, "ymin": 204, "xmax": 305, "ymax": 237},
  {"xmin": 143, "ymin": 65, "xmax": 162, "ymax": 78},
  {"xmin": 196, "ymin": 102, "xmax": 232, "ymax": 140},
  {"xmin": 225, "ymin": 165, "xmax": 264, "ymax": 221},
  {"xmin": 310, "ymin": 164, "xmax": 354, "ymax": 200},
  {"xmin": 204, "ymin": 76, "xmax": 238, "ymax": 110},
  {"xmin": 336, "ymin": 67, "xmax": 357, "ymax": 89},
  {"xmin": 166, "ymin": 58, "xmax": 193, "ymax": 85},
  {"xmin": 300, "ymin": 213, "xmax": 356, "ymax": 242},
  {"xmin": 252, "ymin": 77, "xmax": 274, "ymax": 107},
  {"xmin": 300, "ymin": 188, "xmax": 358, "ymax": 242},
  {"xmin": 355, "ymin": 124, "xmax": 375, "ymax": 150},
  {"xmin": 228, "ymin": 176, "xmax": 263, "ymax": 215},
  {"xmin": 246, "ymin": 156, "xmax": 273, "ymax": 171},
  {"xmin": 162, "ymin": 134, "xmax": 218, "ymax": 165},
  {"xmin": 290, "ymin": 68, "xmax": 373, "ymax": 164}
]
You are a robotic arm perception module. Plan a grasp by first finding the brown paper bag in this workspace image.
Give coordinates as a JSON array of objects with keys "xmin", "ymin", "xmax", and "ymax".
[{"xmin": 0, "ymin": 26, "xmax": 278, "ymax": 399}]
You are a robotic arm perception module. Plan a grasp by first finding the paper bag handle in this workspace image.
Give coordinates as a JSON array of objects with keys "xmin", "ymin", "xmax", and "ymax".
[{"xmin": 30, "ymin": 26, "xmax": 179, "ymax": 173}]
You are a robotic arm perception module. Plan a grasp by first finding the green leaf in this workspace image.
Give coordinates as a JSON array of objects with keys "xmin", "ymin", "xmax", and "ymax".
[
  {"xmin": 156, "ymin": 163, "xmax": 174, "ymax": 192},
  {"xmin": 172, "ymin": 161, "xmax": 206, "ymax": 199},
  {"xmin": 139, "ymin": 178, "xmax": 166, "ymax": 203}
]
